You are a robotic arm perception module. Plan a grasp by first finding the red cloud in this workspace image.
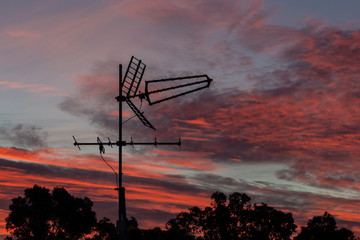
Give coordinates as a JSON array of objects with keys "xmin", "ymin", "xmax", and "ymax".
[
  {"xmin": 0, "ymin": 146, "xmax": 214, "ymax": 234},
  {"xmin": 0, "ymin": 81, "xmax": 57, "ymax": 93},
  {"xmin": 4, "ymin": 30, "xmax": 40, "ymax": 39}
]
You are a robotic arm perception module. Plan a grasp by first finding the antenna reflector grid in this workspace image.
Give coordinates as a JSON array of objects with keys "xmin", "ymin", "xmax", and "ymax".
[{"xmin": 122, "ymin": 56, "xmax": 146, "ymax": 97}]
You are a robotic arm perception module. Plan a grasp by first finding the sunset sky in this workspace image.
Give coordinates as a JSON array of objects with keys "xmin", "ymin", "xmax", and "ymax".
[{"xmin": 1, "ymin": 0, "xmax": 360, "ymax": 238}]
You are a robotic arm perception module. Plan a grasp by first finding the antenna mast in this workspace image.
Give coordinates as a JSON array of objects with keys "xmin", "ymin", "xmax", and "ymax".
[{"xmin": 73, "ymin": 56, "xmax": 212, "ymax": 240}]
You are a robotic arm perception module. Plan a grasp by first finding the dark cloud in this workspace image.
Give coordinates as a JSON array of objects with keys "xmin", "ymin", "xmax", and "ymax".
[
  {"xmin": 192, "ymin": 173, "xmax": 252, "ymax": 193},
  {"xmin": 0, "ymin": 157, "xmax": 111, "ymax": 184},
  {"xmin": 0, "ymin": 157, "xmax": 206, "ymax": 196},
  {"xmin": 59, "ymin": 97, "xmax": 118, "ymax": 138},
  {"xmin": 0, "ymin": 124, "xmax": 47, "ymax": 148},
  {"xmin": 58, "ymin": 60, "xmax": 120, "ymax": 138}
]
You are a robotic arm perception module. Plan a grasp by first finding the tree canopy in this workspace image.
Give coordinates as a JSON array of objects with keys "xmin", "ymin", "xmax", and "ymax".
[
  {"xmin": 5, "ymin": 185, "xmax": 97, "ymax": 240},
  {"xmin": 5, "ymin": 186, "xmax": 358, "ymax": 240},
  {"xmin": 294, "ymin": 212, "xmax": 357, "ymax": 240},
  {"xmin": 166, "ymin": 191, "xmax": 297, "ymax": 240}
]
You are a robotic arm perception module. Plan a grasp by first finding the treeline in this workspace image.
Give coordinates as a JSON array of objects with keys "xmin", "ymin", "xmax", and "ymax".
[{"xmin": 4, "ymin": 185, "xmax": 358, "ymax": 240}]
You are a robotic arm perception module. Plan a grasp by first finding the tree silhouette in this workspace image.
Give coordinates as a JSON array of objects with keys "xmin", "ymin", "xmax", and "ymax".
[
  {"xmin": 166, "ymin": 191, "xmax": 297, "ymax": 240},
  {"xmin": 89, "ymin": 217, "xmax": 120, "ymax": 240},
  {"xmin": 5, "ymin": 185, "xmax": 96, "ymax": 240},
  {"xmin": 6, "ymin": 187, "xmax": 358, "ymax": 240},
  {"xmin": 294, "ymin": 212, "xmax": 358, "ymax": 240},
  {"xmin": 88, "ymin": 215, "xmax": 181, "ymax": 240},
  {"xmin": 244, "ymin": 203, "xmax": 297, "ymax": 240}
]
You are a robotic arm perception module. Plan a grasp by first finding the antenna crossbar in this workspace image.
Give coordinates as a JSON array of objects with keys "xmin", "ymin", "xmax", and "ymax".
[{"xmin": 73, "ymin": 138, "xmax": 181, "ymax": 148}]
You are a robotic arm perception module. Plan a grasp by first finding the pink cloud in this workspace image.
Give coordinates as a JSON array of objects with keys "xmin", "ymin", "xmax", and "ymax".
[
  {"xmin": 0, "ymin": 81, "xmax": 58, "ymax": 94},
  {"xmin": 4, "ymin": 30, "xmax": 40, "ymax": 39}
]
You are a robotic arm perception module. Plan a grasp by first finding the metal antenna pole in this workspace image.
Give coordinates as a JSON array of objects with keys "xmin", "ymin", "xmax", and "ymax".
[
  {"xmin": 118, "ymin": 64, "xmax": 126, "ymax": 239},
  {"xmin": 72, "ymin": 56, "xmax": 212, "ymax": 240}
]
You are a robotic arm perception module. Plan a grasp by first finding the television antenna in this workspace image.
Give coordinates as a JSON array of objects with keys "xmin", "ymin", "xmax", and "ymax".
[{"xmin": 72, "ymin": 56, "xmax": 212, "ymax": 240}]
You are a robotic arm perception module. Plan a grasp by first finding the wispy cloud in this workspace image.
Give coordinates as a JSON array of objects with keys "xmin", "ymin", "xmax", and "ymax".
[
  {"xmin": 0, "ymin": 124, "xmax": 48, "ymax": 148},
  {"xmin": 4, "ymin": 30, "xmax": 40, "ymax": 39},
  {"xmin": 0, "ymin": 81, "xmax": 57, "ymax": 93}
]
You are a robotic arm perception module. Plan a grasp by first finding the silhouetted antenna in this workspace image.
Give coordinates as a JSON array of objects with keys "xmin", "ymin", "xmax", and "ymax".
[
  {"xmin": 97, "ymin": 137, "xmax": 105, "ymax": 154},
  {"xmin": 122, "ymin": 56, "xmax": 146, "ymax": 98},
  {"xmin": 73, "ymin": 137, "xmax": 181, "ymax": 148},
  {"xmin": 144, "ymin": 74, "xmax": 212, "ymax": 105},
  {"xmin": 118, "ymin": 57, "xmax": 155, "ymax": 130},
  {"xmin": 72, "ymin": 56, "xmax": 212, "ymax": 240},
  {"xmin": 125, "ymin": 99, "xmax": 155, "ymax": 130},
  {"xmin": 73, "ymin": 136, "xmax": 81, "ymax": 150},
  {"xmin": 108, "ymin": 137, "xmax": 113, "ymax": 148}
]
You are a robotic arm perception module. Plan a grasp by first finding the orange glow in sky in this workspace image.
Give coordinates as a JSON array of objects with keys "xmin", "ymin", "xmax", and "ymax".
[{"xmin": 1, "ymin": 0, "xmax": 360, "ymax": 239}]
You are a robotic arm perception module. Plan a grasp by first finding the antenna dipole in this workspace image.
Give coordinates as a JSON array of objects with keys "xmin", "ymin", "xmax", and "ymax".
[{"xmin": 72, "ymin": 56, "xmax": 212, "ymax": 240}]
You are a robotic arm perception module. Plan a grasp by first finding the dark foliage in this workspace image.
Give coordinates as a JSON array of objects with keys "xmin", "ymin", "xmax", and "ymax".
[
  {"xmin": 5, "ymin": 185, "xmax": 96, "ymax": 240},
  {"xmin": 166, "ymin": 191, "xmax": 297, "ymax": 240},
  {"xmin": 89, "ymin": 217, "xmax": 119, "ymax": 240},
  {"xmin": 89, "ymin": 216, "xmax": 193, "ymax": 240},
  {"xmin": 294, "ymin": 212, "xmax": 358, "ymax": 240},
  {"xmin": 5, "ymin": 187, "xmax": 358, "ymax": 240}
]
